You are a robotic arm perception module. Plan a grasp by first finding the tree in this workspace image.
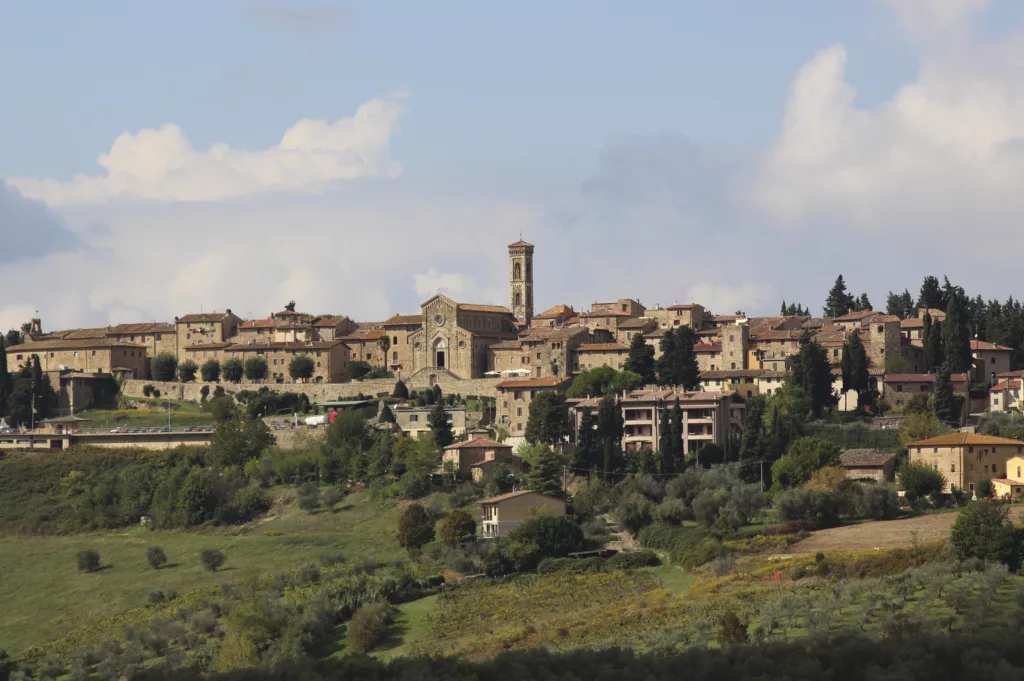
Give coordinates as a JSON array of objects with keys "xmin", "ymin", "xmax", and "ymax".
[
  {"xmin": 76, "ymin": 549, "xmax": 101, "ymax": 573},
  {"xmin": 824, "ymin": 274, "xmax": 854, "ymax": 317},
  {"xmin": 595, "ymin": 394, "xmax": 624, "ymax": 476},
  {"xmin": 222, "ymin": 357, "xmax": 244, "ymax": 383},
  {"xmin": 886, "ymin": 290, "xmax": 915, "ymax": 319},
  {"xmin": 788, "ymin": 335, "xmax": 834, "ymax": 417},
  {"xmin": 528, "ymin": 447, "xmax": 566, "ymax": 497},
  {"xmin": 177, "ymin": 359, "xmax": 198, "ymax": 383},
  {"xmin": 151, "ymin": 353, "xmax": 178, "ymax": 382},
  {"xmin": 200, "ymin": 548, "xmax": 226, "ymax": 572},
  {"xmin": 347, "ymin": 602, "xmax": 393, "ymax": 653},
  {"xmin": 922, "ymin": 312, "xmax": 940, "ymax": 372},
  {"xmin": 380, "ymin": 404, "xmax": 396, "ymax": 423},
  {"xmin": 288, "ymin": 354, "xmax": 315, "ymax": 382},
  {"xmin": 525, "ymin": 391, "xmax": 569, "ymax": 446},
  {"xmin": 200, "ymin": 359, "xmax": 220, "ymax": 382},
  {"xmin": 943, "ymin": 291, "xmax": 972, "ymax": 374},
  {"xmin": 244, "ymin": 356, "xmax": 268, "ymax": 382},
  {"xmin": 976, "ymin": 478, "xmax": 995, "ymax": 499},
  {"xmin": 840, "ymin": 330, "xmax": 870, "ymax": 406},
  {"xmin": 656, "ymin": 326, "xmax": 700, "ymax": 388},
  {"xmin": 573, "ymin": 410, "xmax": 601, "ymax": 472},
  {"xmin": 739, "ymin": 394, "xmax": 767, "ymax": 464},
  {"xmin": 0, "ymin": 337, "xmax": 8, "ymax": 417},
  {"xmin": 897, "ymin": 461, "xmax": 946, "ymax": 499},
  {"xmin": 5, "ymin": 329, "xmax": 22, "ymax": 347},
  {"xmin": 770, "ymin": 437, "xmax": 841, "ymax": 490},
  {"xmin": 147, "ymin": 546, "xmax": 167, "ymax": 570},
  {"xmin": 624, "ymin": 333, "xmax": 656, "ymax": 384},
  {"xmin": 427, "ymin": 401, "xmax": 454, "ymax": 448},
  {"xmin": 284, "ymin": 300, "xmax": 296, "ymax": 312},
  {"xmin": 933, "ymin": 365, "xmax": 959, "ymax": 426},
  {"xmin": 392, "ymin": 380, "xmax": 409, "ymax": 399},
  {"xmin": 898, "ymin": 411, "xmax": 941, "ymax": 445},
  {"xmin": 918, "ymin": 275, "xmax": 943, "ymax": 310},
  {"xmin": 396, "ymin": 503, "xmax": 435, "ymax": 553},
  {"xmin": 566, "ymin": 366, "xmax": 642, "ymax": 398},
  {"xmin": 949, "ymin": 501, "xmax": 1023, "ymax": 570},
  {"xmin": 658, "ymin": 409, "xmax": 673, "ymax": 473},
  {"xmin": 297, "ymin": 482, "xmax": 321, "ymax": 512},
  {"xmin": 854, "ymin": 293, "xmax": 871, "ymax": 311},
  {"xmin": 376, "ymin": 335, "xmax": 391, "ymax": 370},
  {"xmin": 441, "ymin": 509, "xmax": 476, "ymax": 546}
]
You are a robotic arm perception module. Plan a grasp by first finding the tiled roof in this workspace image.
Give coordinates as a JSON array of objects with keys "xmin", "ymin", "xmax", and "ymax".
[
  {"xmin": 340, "ymin": 329, "xmax": 385, "ymax": 342},
  {"xmin": 508, "ymin": 239, "xmax": 534, "ymax": 248},
  {"xmin": 577, "ymin": 343, "xmax": 628, "ymax": 352},
  {"xmin": 458, "ymin": 303, "xmax": 511, "ymax": 314},
  {"xmin": 12, "ymin": 338, "xmax": 146, "ymax": 351},
  {"xmin": 712, "ymin": 314, "xmax": 744, "ymax": 322},
  {"xmin": 481, "ymin": 489, "xmax": 561, "ymax": 505},
  {"xmin": 489, "ymin": 340, "xmax": 523, "ymax": 351},
  {"xmin": 618, "ymin": 318, "xmax": 656, "ymax": 329},
  {"xmin": 381, "ymin": 314, "xmax": 423, "ymax": 326},
  {"xmin": 313, "ymin": 315, "xmax": 351, "ymax": 327},
  {"xmin": 885, "ymin": 373, "xmax": 968, "ymax": 383},
  {"xmin": 693, "ymin": 343, "xmax": 722, "ymax": 353},
  {"xmin": 901, "ymin": 318, "xmax": 925, "ymax": 329},
  {"xmin": 909, "ymin": 433, "xmax": 1024, "ymax": 447},
  {"xmin": 177, "ymin": 312, "xmax": 234, "ymax": 323},
  {"xmin": 184, "ymin": 342, "xmax": 233, "ymax": 351},
  {"xmin": 759, "ymin": 370, "xmax": 790, "ymax": 379},
  {"xmin": 972, "ymin": 340, "xmax": 1013, "ymax": 352},
  {"xmin": 833, "ymin": 310, "xmax": 877, "ymax": 322},
  {"xmin": 224, "ymin": 340, "xmax": 342, "ymax": 351},
  {"xmin": 580, "ymin": 310, "xmax": 632, "ymax": 318},
  {"xmin": 445, "ymin": 438, "xmax": 511, "ymax": 450},
  {"xmin": 519, "ymin": 327, "xmax": 586, "ymax": 341},
  {"xmin": 841, "ymin": 448, "xmax": 895, "ymax": 467},
  {"xmin": 533, "ymin": 304, "xmax": 574, "ymax": 320},
  {"xmin": 106, "ymin": 322, "xmax": 174, "ymax": 334},
  {"xmin": 61, "ymin": 328, "xmax": 109, "ymax": 340},
  {"xmin": 753, "ymin": 329, "xmax": 804, "ymax": 341},
  {"xmin": 495, "ymin": 377, "xmax": 571, "ymax": 389},
  {"xmin": 991, "ymin": 380, "xmax": 1022, "ymax": 391},
  {"xmin": 240, "ymin": 319, "xmax": 276, "ymax": 329},
  {"xmin": 700, "ymin": 369, "xmax": 765, "ymax": 379},
  {"xmin": 667, "ymin": 303, "xmax": 700, "ymax": 310}
]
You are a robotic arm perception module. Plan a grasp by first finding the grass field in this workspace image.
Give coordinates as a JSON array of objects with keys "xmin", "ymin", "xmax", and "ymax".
[
  {"xmin": 81, "ymin": 398, "xmax": 215, "ymax": 430},
  {"xmin": 0, "ymin": 488, "xmax": 404, "ymax": 656}
]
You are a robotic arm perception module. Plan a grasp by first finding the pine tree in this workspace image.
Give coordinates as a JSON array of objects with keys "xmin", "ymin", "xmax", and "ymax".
[
  {"xmin": 840, "ymin": 330, "xmax": 870, "ymax": 407},
  {"xmin": 918, "ymin": 276, "xmax": 943, "ymax": 311},
  {"xmin": 674, "ymin": 326, "xmax": 700, "ymax": 390},
  {"xmin": 933, "ymin": 365, "xmax": 959, "ymax": 426},
  {"xmin": 857, "ymin": 293, "xmax": 871, "ymax": 311},
  {"xmin": 943, "ymin": 292, "xmax": 971, "ymax": 374},
  {"xmin": 789, "ymin": 335, "xmax": 834, "ymax": 417},
  {"xmin": 780, "ymin": 301, "xmax": 787, "ymax": 315},
  {"xmin": 623, "ymin": 333, "xmax": 655, "ymax": 384},
  {"xmin": 886, "ymin": 291, "xmax": 901, "ymax": 318},
  {"xmin": 427, "ymin": 401, "xmax": 454, "ymax": 448},
  {"xmin": 655, "ymin": 329, "xmax": 678, "ymax": 386},
  {"xmin": 528, "ymin": 447, "xmax": 565, "ymax": 498},
  {"xmin": 524, "ymin": 391, "xmax": 568, "ymax": 445},
  {"xmin": 824, "ymin": 275, "xmax": 854, "ymax": 318}
]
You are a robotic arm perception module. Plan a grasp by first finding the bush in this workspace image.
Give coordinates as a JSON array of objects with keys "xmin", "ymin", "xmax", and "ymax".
[
  {"xmin": 507, "ymin": 515, "xmax": 586, "ymax": 559},
  {"xmin": 857, "ymin": 484, "xmax": 901, "ymax": 520},
  {"xmin": 77, "ymin": 549, "xmax": 101, "ymax": 573},
  {"xmin": 397, "ymin": 503, "xmax": 435, "ymax": 553},
  {"xmin": 605, "ymin": 549, "xmax": 660, "ymax": 569},
  {"xmin": 347, "ymin": 601, "xmax": 393, "ymax": 653},
  {"xmin": 977, "ymin": 478, "xmax": 995, "ymax": 499},
  {"xmin": 537, "ymin": 556, "xmax": 606, "ymax": 574},
  {"xmin": 297, "ymin": 482, "xmax": 321, "ymax": 513},
  {"xmin": 950, "ymin": 501, "xmax": 1024, "ymax": 570},
  {"xmin": 898, "ymin": 461, "xmax": 946, "ymax": 499},
  {"xmin": 440, "ymin": 509, "xmax": 476, "ymax": 546},
  {"xmin": 322, "ymin": 486, "xmax": 343, "ymax": 510},
  {"xmin": 142, "ymin": 384, "xmax": 154, "ymax": 397},
  {"xmin": 200, "ymin": 548, "xmax": 226, "ymax": 572},
  {"xmin": 151, "ymin": 353, "xmax": 178, "ymax": 383},
  {"xmin": 612, "ymin": 495, "xmax": 654, "ymax": 535},
  {"xmin": 147, "ymin": 546, "xmax": 168, "ymax": 570},
  {"xmin": 200, "ymin": 360, "xmax": 221, "ymax": 383},
  {"xmin": 675, "ymin": 537, "xmax": 729, "ymax": 569},
  {"xmin": 773, "ymin": 488, "xmax": 841, "ymax": 530},
  {"xmin": 177, "ymin": 359, "xmax": 199, "ymax": 383},
  {"xmin": 654, "ymin": 497, "xmax": 692, "ymax": 525}
]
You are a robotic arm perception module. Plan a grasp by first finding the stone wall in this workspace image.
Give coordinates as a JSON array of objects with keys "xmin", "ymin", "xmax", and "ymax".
[{"xmin": 122, "ymin": 375, "xmax": 503, "ymax": 403}]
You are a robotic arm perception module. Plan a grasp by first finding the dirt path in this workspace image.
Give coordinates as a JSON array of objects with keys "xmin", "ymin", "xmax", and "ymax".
[{"xmin": 782, "ymin": 511, "xmax": 959, "ymax": 554}]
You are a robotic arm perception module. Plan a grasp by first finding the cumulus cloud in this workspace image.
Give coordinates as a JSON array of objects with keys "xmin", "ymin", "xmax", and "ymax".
[
  {"xmin": 0, "ymin": 180, "xmax": 80, "ymax": 262},
  {"xmin": 9, "ymin": 95, "xmax": 406, "ymax": 205},
  {"xmin": 413, "ymin": 268, "xmax": 504, "ymax": 305},
  {"xmin": 886, "ymin": 0, "xmax": 988, "ymax": 37}
]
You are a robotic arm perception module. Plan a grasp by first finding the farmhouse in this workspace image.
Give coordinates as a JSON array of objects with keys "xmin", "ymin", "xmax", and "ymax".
[{"xmin": 480, "ymin": 490, "xmax": 566, "ymax": 538}]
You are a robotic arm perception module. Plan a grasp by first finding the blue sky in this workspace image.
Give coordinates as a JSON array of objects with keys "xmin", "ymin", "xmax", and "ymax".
[{"xmin": 2, "ymin": 0, "xmax": 1024, "ymax": 329}]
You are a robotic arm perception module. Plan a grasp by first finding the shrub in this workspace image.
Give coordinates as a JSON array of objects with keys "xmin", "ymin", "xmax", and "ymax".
[
  {"xmin": 77, "ymin": 549, "xmax": 101, "ymax": 573},
  {"xmin": 396, "ymin": 503, "xmax": 435, "ymax": 553},
  {"xmin": 605, "ymin": 549, "xmax": 660, "ymax": 569},
  {"xmin": 612, "ymin": 495, "xmax": 654, "ymax": 535},
  {"xmin": 297, "ymin": 482, "xmax": 321, "ymax": 513},
  {"xmin": 147, "ymin": 546, "xmax": 168, "ymax": 570},
  {"xmin": 950, "ymin": 500, "xmax": 1024, "ymax": 570},
  {"xmin": 230, "ymin": 485, "xmax": 273, "ymax": 521},
  {"xmin": 142, "ymin": 384, "xmax": 154, "ymax": 397},
  {"xmin": 392, "ymin": 380, "xmax": 409, "ymax": 400},
  {"xmin": 322, "ymin": 486, "xmax": 343, "ymax": 510},
  {"xmin": 347, "ymin": 601, "xmax": 393, "ymax": 653},
  {"xmin": 440, "ymin": 509, "xmax": 476, "ymax": 546},
  {"xmin": 537, "ymin": 556, "xmax": 606, "ymax": 574},
  {"xmin": 773, "ymin": 488, "xmax": 841, "ymax": 530},
  {"xmin": 654, "ymin": 497, "xmax": 691, "ymax": 525},
  {"xmin": 148, "ymin": 590, "xmax": 166, "ymax": 604},
  {"xmin": 898, "ymin": 461, "xmax": 946, "ymax": 499},
  {"xmin": 674, "ymin": 537, "xmax": 729, "ymax": 569},
  {"xmin": 177, "ymin": 359, "xmax": 199, "ymax": 383},
  {"xmin": 200, "ymin": 548, "xmax": 226, "ymax": 572},
  {"xmin": 507, "ymin": 515, "xmax": 586, "ymax": 559},
  {"xmin": 200, "ymin": 359, "xmax": 221, "ymax": 383},
  {"xmin": 857, "ymin": 484, "xmax": 901, "ymax": 520},
  {"xmin": 977, "ymin": 478, "xmax": 995, "ymax": 499},
  {"xmin": 151, "ymin": 353, "xmax": 178, "ymax": 382}
]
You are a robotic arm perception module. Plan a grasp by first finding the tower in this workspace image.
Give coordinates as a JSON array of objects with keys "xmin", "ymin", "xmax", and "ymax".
[{"xmin": 508, "ymin": 239, "xmax": 534, "ymax": 325}]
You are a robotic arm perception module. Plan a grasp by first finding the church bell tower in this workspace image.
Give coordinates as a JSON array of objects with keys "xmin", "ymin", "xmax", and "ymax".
[{"xmin": 508, "ymin": 239, "xmax": 534, "ymax": 325}]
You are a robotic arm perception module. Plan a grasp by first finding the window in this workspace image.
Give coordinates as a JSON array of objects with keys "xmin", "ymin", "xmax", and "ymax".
[
  {"xmin": 992, "ymin": 357, "xmax": 996, "ymax": 364},
  {"xmin": 951, "ymin": 464, "xmax": 956, "ymax": 472},
  {"xmin": 896, "ymin": 384, "xmax": 903, "ymax": 392},
  {"xmin": 155, "ymin": 334, "xmax": 161, "ymax": 341},
  {"xmin": 392, "ymin": 351, "xmax": 398, "ymax": 361},
  {"xmin": 74, "ymin": 351, "xmax": 79, "ymax": 358},
  {"xmin": 514, "ymin": 391, "xmax": 522, "ymax": 400},
  {"xmin": 393, "ymin": 336, "xmax": 398, "ymax": 345},
  {"xmin": 517, "ymin": 407, "xmax": 522, "ymax": 417},
  {"xmin": 92, "ymin": 351, "xmax": 96, "ymax": 356},
  {"xmin": 933, "ymin": 464, "xmax": 938, "ymax": 471},
  {"xmin": 877, "ymin": 326, "xmax": 883, "ymax": 333},
  {"xmin": 410, "ymin": 415, "xmax": 418, "ymax": 423},
  {"xmin": 536, "ymin": 352, "xmax": 541, "ymax": 360},
  {"xmin": 317, "ymin": 362, "xmax": 321, "ymax": 367}
]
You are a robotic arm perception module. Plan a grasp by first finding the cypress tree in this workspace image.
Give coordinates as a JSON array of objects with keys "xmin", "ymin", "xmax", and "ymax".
[
  {"xmin": 824, "ymin": 274, "xmax": 854, "ymax": 318},
  {"xmin": 657, "ymin": 408, "xmax": 673, "ymax": 474},
  {"xmin": 918, "ymin": 275, "xmax": 943, "ymax": 310},
  {"xmin": 840, "ymin": 330, "xmax": 870, "ymax": 405},
  {"xmin": 943, "ymin": 292, "xmax": 971, "ymax": 374},
  {"xmin": 674, "ymin": 326, "xmax": 700, "ymax": 390},
  {"xmin": 596, "ymin": 395, "xmax": 624, "ymax": 476},
  {"xmin": 926, "ymin": 318, "xmax": 944, "ymax": 372},
  {"xmin": 623, "ymin": 333, "xmax": 655, "ymax": 384},
  {"xmin": 427, "ymin": 401, "xmax": 454, "ymax": 448},
  {"xmin": 655, "ymin": 330, "xmax": 678, "ymax": 386},
  {"xmin": 789, "ymin": 335, "xmax": 834, "ymax": 417},
  {"xmin": 933, "ymin": 365, "xmax": 959, "ymax": 426},
  {"xmin": 669, "ymin": 398, "xmax": 684, "ymax": 468},
  {"xmin": 573, "ymin": 410, "xmax": 600, "ymax": 472},
  {"xmin": 0, "ymin": 336, "xmax": 8, "ymax": 417}
]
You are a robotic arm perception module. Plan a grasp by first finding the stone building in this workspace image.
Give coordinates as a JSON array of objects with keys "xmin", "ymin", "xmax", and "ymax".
[
  {"xmin": 488, "ymin": 327, "xmax": 587, "ymax": 379},
  {"xmin": 694, "ymin": 342, "xmax": 723, "ymax": 372},
  {"xmin": 580, "ymin": 298, "xmax": 646, "ymax": 331},
  {"xmin": 481, "ymin": 490, "xmax": 566, "ymax": 538},
  {"xmin": 195, "ymin": 340, "xmax": 351, "ymax": 383},
  {"xmin": 407, "ymin": 294, "xmax": 518, "ymax": 379},
  {"xmin": 509, "ymin": 239, "xmax": 535, "ymax": 325},
  {"xmin": 393, "ymin": 405, "xmax": 467, "ymax": 438},
  {"xmin": 971, "ymin": 339, "xmax": 1013, "ymax": 384},
  {"xmin": 174, "ymin": 311, "xmax": 242, "ymax": 358},
  {"xmin": 495, "ymin": 376, "xmax": 571, "ymax": 441},
  {"xmin": 529, "ymin": 304, "xmax": 576, "ymax": 329},
  {"xmin": 990, "ymin": 378, "xmax": 1022, "ymax": 412},
  {"xmin": 574, "ymin": 342, "xmax": 629, "ymax": 372},
  {"xmin": 440, "ymin": 438, "xmax": 517, "ymax": 478},
  {"xmin": 615, "ymin": 318, "xmax": 658, "ymax": 344},
  {"xmin": 8, "ymin": 338, "xmax": 149, "ymax": 378},
  {"xmin": 909, "ymin": 432, "xmax": 1024, "ymax": 494},
  {"xmin": 567, "ymin": 388, "xmax": 745, "ymax": 455},
  {"xmin": 338, "ymin": 329, "xmax": 388, "ymax": 368},
  {"xmin": 697, "ymin": 369, "xmax": 763, "ymax": 399},
  {"xmin": 839, "ymin": 449, "xmax": 896, "ymax": 482},
  {"xmin": 379, "ymin": 314, "xmax": 423, "ymax": 375},
  {"xmin": 313, "ymin": 316, "xmax": 358, "ymax": 342},
  {"xmin": 105, "ymin": 323, "xmax": 177, "ymax": 365},
  {"xmin": 645, "ymin": 303, "xmax": 707, "ymax": 330},
  {"xmin": 883, "ymin": 373, "xmax": 968, "ymax": 414}
]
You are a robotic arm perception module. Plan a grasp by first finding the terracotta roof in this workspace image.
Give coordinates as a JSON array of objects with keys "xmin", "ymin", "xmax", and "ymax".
[
  {"xmin": 340, "ymin": 329, "xmax": 385, "ymax": 342},
  {"xmin": 313, "ymin": 315, "xmax": 351, "ymax": 327},
  {"xmin": 508, "ymin": 239, "xmax": 534, "ymax": 248},
  {"xmin": 901, "ymin": 318, "xmax": 925, "ymax": 329},
  {"xmin": 572, "ymin": 388, "xmax": 741, "ymax": 408},
  {"xmin": 445, "ymin": 438, "xmax": 511, "ymax": 450},
  {"xmin": 693, "ymin": 343, "xmax": 722, "ymax": 353},
  {"xmin": 909, "ymin": 433, "xmax": 1024, "ymax": 447},
  {"xmin": 667, "ymin": 304, "xmax": 700, "ymax": 310},
  {"xmin": 495, "ymin": 377, "xmax": 571, "ymax": 389},
  {"xmin": 577, "ymin": 343, "xmax": 628, "ymax": 352},
  {"xmin": 381, "ymin": 314, "xmax": 423, "ymax": 326},
  {"xmin": 489, "ymin": 340, "xmax": 524, "ymax": 351},
  {"xmin": 753, "ymin": 329, "xmax": 804, "ymax": 341},
  {"xmin": 61, "ymin": 328, "xmax": 109, "ymax": 340},
  {"xmin": 458, "ymin": 303, "xmax": 511, "ymax": 314},
  {"xmin": 519, "ymin": 327, "xmax": 586, "ymax": 341},
  {"xmin": 841, "ymin": 449, "xmax": 895, "ymax": 467},
  {"xmin": 580, "ymin": 310, "xmax": 632, "ymax": 318},
  {"xmin": 991, "ymin": 380, "xmax": 1022, "ymax": 391},
  {"xmin": 759, "ymin": 370, "xmax": 790, "ymax": 379},
  {"xmin": 618, "ymin": 318, "xmax": 656, "ymax": 329},
  {"xmin": 106, "ymin": 322, "xmax": 174, "ymax": 334},
  {"xmin": 177, "ymin": 312, "xmax": 234, "ymax": 323},
  {"xmin": 223, "ymin": 340, "xmax": 342, "ymax": 351},
  {"xmin": 184, "ymin": 342, "xmax": 233, "ymax": 351},
  {"xmin": 833, "ymin": 310, "xmax": 877, "ymax": 322},
  {"xmin": 481, "ymin": 489, "xmax": 562, "ymax": 505},
  {"xmin": 992, "ymin": 478, "xmax": 1023, "ymax": 486},
  {"xmin": 240, "ymin": 319, "xmax": 276, "ymax": 329},
  {"xmin": 11, "ymin": 338, "xmax": 146, "ymax": 351},
  {"xmin": 972, "ymin": 340, "xmax": 1013, "ymax": 352},
  {"xmin": 885, "ymin": 373, "xmax": 968, "ymax": 383},
  {"xmin": 700, "ymin": 370, "xmax": 765, "ymax": 379},
  {"xmin": 533, "ymin": 304, "xmax": 574, "ymax": 320}
]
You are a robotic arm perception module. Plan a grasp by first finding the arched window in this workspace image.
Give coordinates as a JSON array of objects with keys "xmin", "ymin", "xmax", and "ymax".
[
  {"xmin": 513, "ymin": 262, "xmax": 521, "ymax": 280},
  {"xmin": 514, "ymin": 292, "xmax": 522, "ymax": 306}
]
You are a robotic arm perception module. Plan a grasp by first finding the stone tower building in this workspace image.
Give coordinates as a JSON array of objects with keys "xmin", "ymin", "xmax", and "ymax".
[{"xmin": 509, "ymin": 239, "xmax": 534, "ymax": 325}]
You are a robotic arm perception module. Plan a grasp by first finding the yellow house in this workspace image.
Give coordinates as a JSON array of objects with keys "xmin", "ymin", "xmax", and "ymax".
[
  {"xmin": 480, "ymin": 490, "xmax": 566, "ymax": 538},
  {"xmin": 908, "ymin": 432, "xmax": 1024, "ymax": 494}
]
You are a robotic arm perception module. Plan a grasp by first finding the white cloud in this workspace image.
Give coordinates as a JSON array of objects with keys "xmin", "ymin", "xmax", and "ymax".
[
  {"xmin": 9, "ymin": 95, "xmax": 406, "ymax": 205},
  {"xmin": 886, "ymin": 0, "xmax": 988, "ymax": 37},
  {"xmin": 413, "ymin": 268, "xmax": 504, "ymax": 305},
  {"xmin": 683, "ymin": 282, "xmax": 776, "ymax": 317}
]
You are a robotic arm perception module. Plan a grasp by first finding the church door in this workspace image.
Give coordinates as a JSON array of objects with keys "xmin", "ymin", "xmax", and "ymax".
[
  {"xmin": 436, "ymin": 350, "xmax": 446, "ymax": 369},
  {"xmin": 433, "ymin": 338, "xmax": 447, "ymax": 369}
]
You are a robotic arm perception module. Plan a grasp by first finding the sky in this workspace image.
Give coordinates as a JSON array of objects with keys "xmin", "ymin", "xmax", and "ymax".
[{"xmin": 2, "ymin": 0, "xmax": 1024, "ymax": 330}]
